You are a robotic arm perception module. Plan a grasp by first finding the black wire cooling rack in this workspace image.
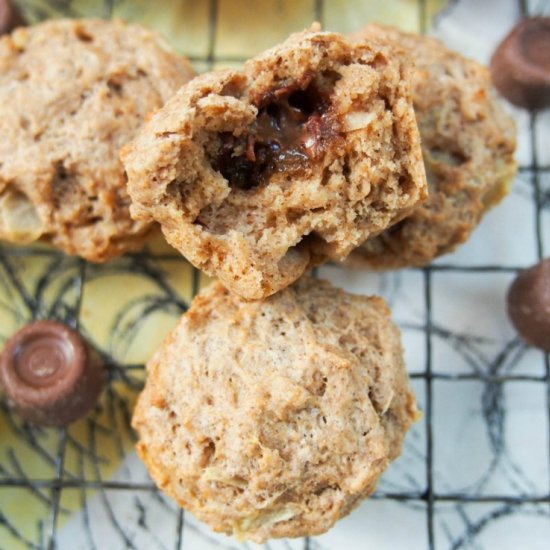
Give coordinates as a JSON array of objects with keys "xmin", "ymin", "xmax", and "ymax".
[{"xmin": 0, "ymin": 0, "xmax": 549, "ymax": 549}]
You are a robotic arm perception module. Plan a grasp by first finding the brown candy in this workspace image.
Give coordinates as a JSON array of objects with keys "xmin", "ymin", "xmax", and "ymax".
[
  {"xmin": 490, "ymin": 17, "xmax": 550, "ymax": 111},
  {"xmin": 0, "ymin": 0, "xmax": 25, "ymax": 36},
  {"xmin": 0, "ymin": 320, "xmax": 104, "ymax": 426},
  {"xmin": 507, "ymin": 258, "xmax": 550, "ymax": 353}
]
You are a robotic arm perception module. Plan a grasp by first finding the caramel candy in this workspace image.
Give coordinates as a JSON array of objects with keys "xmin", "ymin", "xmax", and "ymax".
[
  {"xmin": 507, "ymin": 258, "xmax": 550, "ymax": 353},
  {"xmin": 490, "ymin": 17, "xmax": 550, "ymax": 110},
  {"xmin": 0, "ymin": 0, "xmax": 25, "ymax": 36},
  {"xmin": 0, "ymin": 320, "xmax": 104, "ymax": 426}
]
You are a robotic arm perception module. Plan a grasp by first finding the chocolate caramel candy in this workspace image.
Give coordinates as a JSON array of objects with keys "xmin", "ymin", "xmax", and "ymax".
[
  {"xmin": 0, "ymin": 0, "xmax": 25, "ymax": 36},
  {"xmin": 490, "ymin": 17, "xmax": 550, "ymax": 110},
  {"xmin": 0, "ymin": 320, "xmax": 104, "ymax": 426},
  {"xmin": 507, "ymin": 258, "xmax": 550, "ymax": 353}
]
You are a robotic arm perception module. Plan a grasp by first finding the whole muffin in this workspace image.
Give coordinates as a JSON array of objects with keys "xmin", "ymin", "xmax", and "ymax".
[
  {"xmin": 0, "ymin": 19, "xmax": 194, "ymax": 261},
  {"xmin": 132, "ymin": 277, "xmax": 418, "ymax": 542},
  {"xmin": 122, "ymin": 26, "xmax": 427, "ymax": 299},
  {"xmin": 347, "ymin": 25, "xmax": 517, "ymax": 269}
]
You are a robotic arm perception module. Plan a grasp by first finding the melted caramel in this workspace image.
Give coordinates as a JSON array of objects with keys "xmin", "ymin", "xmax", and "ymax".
[{"xmin": 213, "ymin": 73, "xmax": 342, "ymax": 190}]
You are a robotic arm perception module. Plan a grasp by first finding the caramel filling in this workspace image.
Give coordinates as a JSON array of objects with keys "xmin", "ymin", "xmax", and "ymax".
[{"xmin": 214, "ymin": 73, "xmax": 342, "ymax": 190}]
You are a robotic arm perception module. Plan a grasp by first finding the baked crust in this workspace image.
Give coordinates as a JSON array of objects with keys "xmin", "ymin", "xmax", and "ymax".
[
  {"xmin": 347, "ymin": 25, "xmax": 517, "ymax": 269},
  {"xmin": 122, "ymin": 27, "xmax": 427, "ymax": 298},
  {"xmin": 0, "ymin": 19, "xmax": 194, "ymax": 261},
  {"xmin": 132, "ymin": 277, "xmax": 418, "ymax": 542}
]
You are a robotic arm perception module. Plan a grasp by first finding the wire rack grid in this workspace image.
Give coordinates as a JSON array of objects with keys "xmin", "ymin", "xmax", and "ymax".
[{"xmin": 0, "ymin": 0, "xmax": 549, "ymax": 549}]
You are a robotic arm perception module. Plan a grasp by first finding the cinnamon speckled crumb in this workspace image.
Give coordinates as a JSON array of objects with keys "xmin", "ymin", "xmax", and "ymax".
[{"xmin": 122, "ymin": 27, "xmax": 427, "ymax": 299}]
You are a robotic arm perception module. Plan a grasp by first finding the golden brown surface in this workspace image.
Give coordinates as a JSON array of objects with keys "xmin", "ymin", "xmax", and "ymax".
[
  {"xmin": 0, "ymin": 19, "xmax": 194, "ymax": 261},
  {"xmin": 347, "ymin": 25, "xmax": 517, "ymax": 269},
  {"xmin": 132, "ymin": 277, "xmax": 418, "ymax": 542},
  {"xmin": 122, "ymin": 27, "xmax": 427, "ymax": 299}
]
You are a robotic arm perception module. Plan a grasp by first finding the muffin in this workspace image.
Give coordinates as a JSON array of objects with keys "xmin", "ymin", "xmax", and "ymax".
[
  {"xmin": 122, "ymin": 26, "xmax": 427, "ymax": 299},
  {"xmin": 132, "ymin": 277, "xmax": 418, "ymax": 542},
  {"xmin": 347, "ymin": 24, "xmax": 517, "ymax": 269},
  {"xmin": 0, "ymin": 19, "xmax": 194, "ymax": 261}
]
